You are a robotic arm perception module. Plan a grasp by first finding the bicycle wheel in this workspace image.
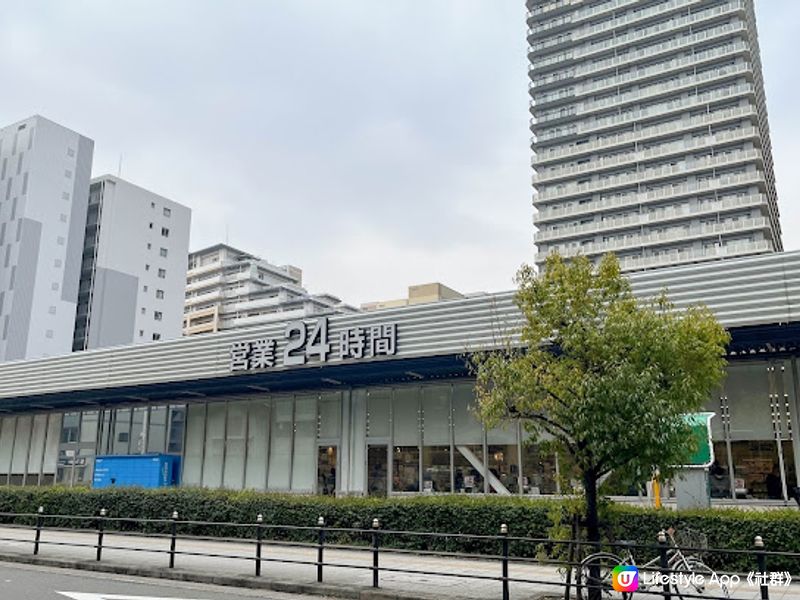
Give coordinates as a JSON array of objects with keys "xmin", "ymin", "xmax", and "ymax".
[
  {"xmin": 672, "ymin": 558, "xmax": 729, "ymax": 600},
  {"xmin": 577, "ymin": 552, "xmax": 630, "ymax": 600}
]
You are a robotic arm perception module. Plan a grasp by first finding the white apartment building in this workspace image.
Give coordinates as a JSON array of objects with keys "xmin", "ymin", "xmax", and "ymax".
[
  {"xmin": 0, "ymin": 115, "xmax": 94, "ymax": 360},
  {"xmin": 73, "ymin": 175, "xmax": 191, "ymax": 350},
  {"xmin": 527, "ymin": 0, "xmax": 782, "ymax": 272},
  {"xmin": 184, "ymin": 244, "xmax": 356, "ymax": 335}
]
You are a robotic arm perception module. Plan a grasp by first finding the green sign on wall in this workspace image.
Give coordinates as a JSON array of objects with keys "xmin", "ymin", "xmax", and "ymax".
[{"xmin": 681, "ymin": 412, "xmax": 715, "ymax": 468}]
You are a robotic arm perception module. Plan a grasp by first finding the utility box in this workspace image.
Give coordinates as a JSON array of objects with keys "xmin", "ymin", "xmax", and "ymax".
[{"xmin": 93, "ymin": 454, "xmax": 181, "ymax": 488}]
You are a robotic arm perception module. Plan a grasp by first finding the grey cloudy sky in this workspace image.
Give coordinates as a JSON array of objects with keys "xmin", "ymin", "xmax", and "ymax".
[{"xmin": 1, "ymin": 1, "xmax": 798, "ymax": 306}]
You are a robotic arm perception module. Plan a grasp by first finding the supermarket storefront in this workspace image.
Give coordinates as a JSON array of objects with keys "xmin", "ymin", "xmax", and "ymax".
[{"xmin": 1, "ymin": 251, "xmax": 800, "ymax": 502}]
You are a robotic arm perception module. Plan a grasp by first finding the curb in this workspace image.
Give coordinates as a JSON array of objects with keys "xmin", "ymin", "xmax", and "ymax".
[{"xmin": 0, "ymin": 551, "xmax": 453, "ymax": 600}]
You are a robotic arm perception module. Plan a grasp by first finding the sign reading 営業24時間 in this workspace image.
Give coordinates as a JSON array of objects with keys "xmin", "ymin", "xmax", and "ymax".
[{"xmin": 229, "ymin": 317, "xmax": 398, "ymax": 372}]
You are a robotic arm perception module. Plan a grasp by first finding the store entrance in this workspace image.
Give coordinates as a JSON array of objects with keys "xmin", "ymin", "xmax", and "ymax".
[
  {"xmin": 317, "ymin": 445, "xmax": 337, "ymax": 495},
  {"xmin": 367, "ymin": 444, "xmax": 389, "ymax": 496}
]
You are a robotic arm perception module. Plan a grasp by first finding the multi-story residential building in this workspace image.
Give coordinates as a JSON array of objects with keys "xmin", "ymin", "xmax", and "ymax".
[
  {"xmin": 0, "ymin": 115, "xmax": 94, "ymax": 360},
  {"xmin": 361, "ymin": 282, "xmax": 466, "ymax": 311},
  {"xmin": 527, "ymin": 0, "xmax": 782, "ymax": 272},
  {"xmin": 73, "ymin": 175, "xmax": 191, "ymax": 350},
  {"xmin": 184, "ymin": 244, "xmax": 356, "ymax": 335}
]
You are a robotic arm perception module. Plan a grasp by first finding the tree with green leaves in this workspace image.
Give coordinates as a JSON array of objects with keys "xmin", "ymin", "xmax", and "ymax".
[{"xmin": 471, "ymin": 253, "xmax": 729, "ymax": 544}]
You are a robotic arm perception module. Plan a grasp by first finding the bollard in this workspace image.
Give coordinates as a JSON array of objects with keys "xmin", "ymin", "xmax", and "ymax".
[
  {"xmin": 371, "ymin": 518, "xmax": 381, "ymax": 588},
  {"xmin": 501, "ymin": 524, "xmax": 510, "ymax": 600},
  {"xmin": 33, "ymin": 506, "xmax": 44, "ymax": 556},
  {"xmin": 255, "ymin": 514, "xmax": 264, "ymax": 577},
  {"xmin": 96, "ymin": 508, "xmax": 107, "ymax": 561},
  {"xmin": 658, "ymin": 530, "xmax": 671, "ymax": 600},
  {"xmin": 317, "ymin": 516, "xmax": 326, "ymax": 583},
  {"xmin": 169, "ymin": 510, "xmax": 178, "ymax": 569},
  {"xmin": 755, "ymin": 536, "xmax": 769, "ymax": 600}
]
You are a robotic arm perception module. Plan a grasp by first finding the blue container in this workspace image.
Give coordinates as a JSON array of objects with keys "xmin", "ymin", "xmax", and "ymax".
[{"xmin": 93, "ymin": 454, "xmax": 181, "ymax": 488}]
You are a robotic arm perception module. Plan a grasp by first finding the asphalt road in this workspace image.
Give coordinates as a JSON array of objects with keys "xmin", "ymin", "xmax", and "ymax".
[{"xmin": 0, "ymin": 561, "xmax": 329, "ymax": 600}]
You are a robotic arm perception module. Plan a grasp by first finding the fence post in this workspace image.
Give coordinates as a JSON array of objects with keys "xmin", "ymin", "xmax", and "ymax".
[
  {"xmin": 96, "ymin": 508, "xmax": 107, "ymax": 561},
  {"xmin": 169, "ymin": 510, "xmax": 178, "ymax": 569},
  {"xmin": 501, "ymin": 523, "xmax": 510, "ymax": 600},
  {"xmin": 255, "ymin": 514, "xmax": 263, "ymax": 577},
  {"xmin": 658, "ymin": 530, "xmax": 671, "ymax": 600},
  {"xmin": 317, "ymin": 516, "xmax": 326, "ymax": 583},
  {"xmin": 755, "ymin": 536, "xmax": 769, "ymax": 600},
  {"xmin": 33, "ymin": 506, "xmax": 44, "ymax": 556},
  {"xmin": 371, "ymin": 518, "xmax": 380, "ymax": 589}
]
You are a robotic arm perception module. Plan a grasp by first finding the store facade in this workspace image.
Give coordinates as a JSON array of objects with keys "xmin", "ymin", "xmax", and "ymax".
[{"xmin": 0, "ymin": 252, "xmax": 799, "ymax": 502}]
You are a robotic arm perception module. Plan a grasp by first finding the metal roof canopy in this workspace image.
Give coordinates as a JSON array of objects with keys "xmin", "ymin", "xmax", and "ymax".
[{"xmin": 0, "ymin": 355, "xmax": 469, "ymax": 413}]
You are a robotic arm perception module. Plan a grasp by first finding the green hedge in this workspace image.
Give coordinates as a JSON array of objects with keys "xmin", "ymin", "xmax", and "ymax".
[{"xmin": 0, "ymin": 487, "xmax": 796, "ymax": 572}]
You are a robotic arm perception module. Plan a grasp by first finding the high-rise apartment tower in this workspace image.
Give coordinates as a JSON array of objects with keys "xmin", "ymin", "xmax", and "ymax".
[
  {"xmin": 527, "ymin": 0, "xmax": 782, "ymax": 271},
  {"xmin": 0, "ymin": 116, "xmax": 94, "ymax": 360},
  {"xmin": 73, "ymin": 175, "xmax": 191, "ymax": 350}
]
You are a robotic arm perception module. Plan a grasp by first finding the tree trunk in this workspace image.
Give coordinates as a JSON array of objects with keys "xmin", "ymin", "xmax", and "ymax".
[{"xmin": 584, "ymin": 469, "xmax": 602, "ymax": 600}]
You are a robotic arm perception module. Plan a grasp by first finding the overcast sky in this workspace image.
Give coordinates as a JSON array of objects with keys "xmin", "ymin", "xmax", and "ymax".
[{"xmin": 1, "ymin": 1, "xmax": 798, "ymax": 306}]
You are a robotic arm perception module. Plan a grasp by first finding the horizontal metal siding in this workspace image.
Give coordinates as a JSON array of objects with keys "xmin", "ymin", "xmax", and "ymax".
[{"xmin": 3, "ymin": 250, "xmax": 800, "ymax": 400}]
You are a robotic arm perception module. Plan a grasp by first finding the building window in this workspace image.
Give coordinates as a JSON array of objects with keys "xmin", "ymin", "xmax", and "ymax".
[
  {"xmin": 158, "ymin": 268, "xmax": 166, "ymax": 278},
  {"xmin": 51, "ymin": 282, "xmax": 59, "ymax": 291},
  {"xmin": 45, "ymin": 329, "xmax": 53, "ymax": 338},
  {"xmin": 139, "ymin": 330, "xmax": 144, "ymax": 337},
  {"xmin": 149, "ymin": 222, "xmax": 153, "ymax": 229},
  {"xmin": 147, "ymin": 242, "xmax": 152, "ymax": 250},
  {"xmin": 163, "ymin": 207, "xmax": 171, "ymax": 217},
  {"xmin": 156, "ymin": 289, "xmax": 165, "ymax": 299},
  {"xmin": 67, "ymin": 148, "xmax": 75, "ymax": 157},
  {"xmin": 62, "ymin": 192, "xmax": 70, "ymax": 201},
  {"xmin": 141, "ymin": 307, "xmax": 146, "ymax": 315},
  {"xmin": 152, "ymin": 333, "xmax": 161, "ymax": 341},
  {"xmin": 145, "ymin": 264, "xmax": 150, "ymax": 271},
  {"xmin": 160, "ymin": 247, "xmax": 168, "ymax": 257},
  {"xmin": 64, "ymin": 169, "xmax": 72, "ymax": 179},
  {"xmin": 143, "ymin": 285, "xmax": 149, "ymax": 292},
  {"xmin": 161, "ymin": 227, "xmax": 169, "ymax": 237},
  {"xmin": 151, "ymin": 202, "xmax": 155, "ymax": 209},
  {"xmin": 48, "ymin": 306, "xmax": 56, "ymax": 315},
  {"xmin": 154, "ymin": 311, "xmax": 163, "ymax": 321},
  {"xmin": 57, "ymin": 236, "xmax": 65, "ymax": 245}
]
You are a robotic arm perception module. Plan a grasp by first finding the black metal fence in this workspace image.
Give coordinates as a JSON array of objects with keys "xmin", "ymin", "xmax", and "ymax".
[{"xmin": 0, "ymin": 508, "xmax": 797, "ymax": 600}]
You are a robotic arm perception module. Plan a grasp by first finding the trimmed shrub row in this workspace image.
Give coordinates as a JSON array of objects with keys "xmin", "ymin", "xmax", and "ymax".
[{"xmin": 0, "ymin": 487, "xmax": 796, "ymax": 571}]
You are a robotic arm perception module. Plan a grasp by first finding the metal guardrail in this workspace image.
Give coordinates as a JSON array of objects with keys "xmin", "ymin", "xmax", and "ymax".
[{"xmin": 0, "ymin": 508, "xmax": 797, "ymax": 600}]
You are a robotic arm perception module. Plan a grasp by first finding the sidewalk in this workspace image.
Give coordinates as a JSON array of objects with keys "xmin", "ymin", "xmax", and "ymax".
[{"xmin": 0, "ymin": 525, "xmax": 797, "ymax": 600}]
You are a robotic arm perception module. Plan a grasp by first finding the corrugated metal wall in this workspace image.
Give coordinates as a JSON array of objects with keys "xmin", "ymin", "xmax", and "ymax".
[{"xmin": 1, "ymin": 250, "xmax": 799, "ymax": 400}]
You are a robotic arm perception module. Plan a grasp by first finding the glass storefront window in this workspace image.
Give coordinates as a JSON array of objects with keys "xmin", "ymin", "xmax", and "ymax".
[
  {"xmin": 80, "ymin": 411, "xmax": 99, "ymax": 445},
  {"xmin": 167, "ymin": 405, "xmax": 186, "ymax": 454},
  {"xmin": 268, "ymin": 397, "xmax": 292, "ymax": 490},
  {"xmin": 488, "ymin": 444, "xmax": 519, "ymax": 494},
  {"xmin": 318, "ymin": 393, "xmax": 341, "ymax": 440},
  {"xmin": 422, "ymin": 385, "xmax": 451, "ymax": 493},
  {"xmin": 130, "ymin": 407, "xmax": 146, "ymax": 454},
  {"xmin": 224, "ymin": 401, "xmax": 248, "ymax": 489},
  {"xmin": 367, "ymin": 388, "xmax": 391, "ymax": 439},
  {"xmin": 393, "ymin": 446, "xmax": 419, "ymax": 492},
  {"xmin": 112, "ymin": 409, "xmax": 131, "ymax": 455},
  {"xmin": 203, "ymin": 402, "xmax": 226, "ymax": 488},
  {"xmin": 521, "ymin": 442, "xmax": 557, "ymax": 495},
  {"xmin": 453, "ymin": 383, "xmax": 485, "ymax": 494},
  {"xmin": 182, "ymin": 404, "xmax": 206, "ymax": 486},
  {"xmin": 61, "ymin": 413, "xmax": 79, "ymax": 444},
  {"xmin": 292, "ymin": 395, "xmax": 317, "ymax": 492},
  {"xmin": 10, "ymin": 416, "xmax": 32, "ymax": 482},
  {"xmin": 245, "ymin": 399, "xmax": 270, "ymax": 490},
  {"xmin": 147, "ymin": 406, "xmax": 168, "ymax": 454}
]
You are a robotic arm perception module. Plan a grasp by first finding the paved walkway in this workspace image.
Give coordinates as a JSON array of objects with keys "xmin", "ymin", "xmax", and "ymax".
[{"xmin": 0, "ymin": 525, "xmax": 796, "ymax": 600}]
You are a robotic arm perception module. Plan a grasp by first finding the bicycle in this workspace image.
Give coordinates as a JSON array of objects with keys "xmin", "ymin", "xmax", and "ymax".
[{"xmin": 575, "ymin": 528, "xmax": 729, "ymax": 600}]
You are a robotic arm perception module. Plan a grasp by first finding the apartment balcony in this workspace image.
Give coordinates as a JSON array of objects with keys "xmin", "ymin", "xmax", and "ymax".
[
  {"xmin": 572, "ymin": 21, "xmax": 746, "ymax": 80},
  {"xmin": 536, "ymin": 41, "xmax": 748, "ymax": 109},
  {"xmin": 533, "ymin": 105, "xmax": 756, "ymax": 165},
  {"xmin": 184, "ymin": 289, "xmax": 223, "ymax": 308},
  {"xmin": 537, "ymin": 62, "xmax": 751, "ymax": 125},
  {"xmin": 535, "ymin": 193, "xmax": 767, "ymax": 242},
  {"xmin": 571, "ymin": 0, "xmax": 699, "ymax": 43},
  {"xmin": 527, "ymin": 0, "xmax": 581, "ymax": 20},
  {"xmin": 536, "ymin": 82, "xmax": 754, "ymax": 143},
  {"xmin": 617, "ymin": 240, "xmax": 771, "ymax": 271},
  {"xmin": 536, "ymin": 126, "xmax": 758, "ymax": 184},
  {"xmin": 536, "ymin": 217, "xmax": 769, "ymax": 261},
  {"xmin": 570, "ymin": 1, "xmax": 745, "ymax": 63},
  {"xmin": 533, "ymin": 171, "xmax": 764, "ymax": 223},
  {"xmin": 536, "ymin": 149, "xmax": 762, "ymax": 203},
  {"xmin": 185, "ymin": 274, "xmax": 224, "ymax": 293}
]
